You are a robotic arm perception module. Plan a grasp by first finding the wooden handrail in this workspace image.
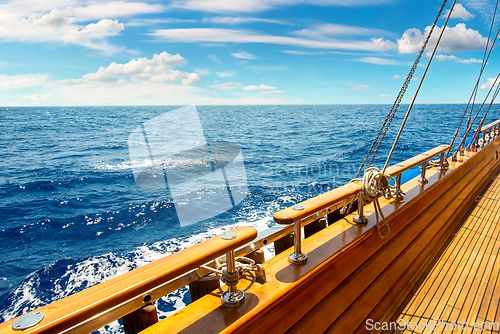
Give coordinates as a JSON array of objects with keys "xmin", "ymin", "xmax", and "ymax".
[
  {"xmin": 480, "ymin": 119, "xmax": 500, "ymax": 132},
  {"xmin": 274, "ymin": 144, "xmax": 451, "ymax": 225},
  {"xmin": 0, "ymin": 226, "xmax": 257, "ymax": 334},
  {"xmin": 385, "ymin": 144, "xmax": 450, "ymax": 176},
  {"xmin": 273, "ymin": 182, "xmax": 361, "ymax": 225}
]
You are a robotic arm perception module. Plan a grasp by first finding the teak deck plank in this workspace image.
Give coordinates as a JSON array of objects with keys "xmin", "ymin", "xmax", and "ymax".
[{"xmin": 393, "ymin": 174, "xmax": 500, "ymax": 333}]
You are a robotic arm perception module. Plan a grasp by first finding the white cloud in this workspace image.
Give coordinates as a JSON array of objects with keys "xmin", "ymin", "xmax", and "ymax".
[
  {"xmin": 216, "ymin": 71, "xmax": 234, "ymax": 77},
  {"xmin": 0, "ymin": 2, "xmax": 164, "ymax": 53},
  {"xmin": 0, "ymin": 74, "xmax": 48, "ymax": 91},
  {"xmin": 208, "ymin": 55, "xmax": 221, "ymax": 64},
  {"xmin": 441, "ymin": 3, "xmax": 475, "ymax": 20},
  {"xmin": 260, "ymin": 90, "xmax": 284, "ymax": 94},
  {"xmin": 126, "ymin": 18, "xmax": 197, "ymax": 27},
  {"xmin": 380, "ymin": 94, "xmax": 389, "ymax": 97},
  {"xmin": 13, "ymin": 80, "xmax": 288, "ymax": 106},
  {"xmin": 22, "ymin": 94, "xmax": 51, "ymax": 101},
  {"xmin": 356, "ymin": 57, "xmax": 410, "ymax": 66},
  {"xmin": 435, "ymin": 54, "xmax": 482, "ymax": 64},
  {"xmin": 0, "ymin": 9, "xmax": 125, "ymax": 53},
  {"xmin": 170, "ymin": 0, "xmax": 391, "ymax": 13},
  {"xmin": 152, "ymin": 28, "xmax": 396, "ymax": 52},
  {"xmin": 243, "ymin": 84, "xmax": 277, "ymax": 90},
  {"xmin": 463, "ymin": 0, "xmax": 495, "ymax": 21},
  {"xmin": 208, "ymin": 82, "xmax": 243, "ymax": 89},
  {"xmin": 392, "ymin": 75, "xmax": 400, "ymax": 79},
  {"xmin": 71, "ymin": 2, "xmax": 164, "ymax": 22},
  {"xmin": 480, "ymin": 77, "xmax": 500, "ymax": 90},
  {"xmin": 294, "ymin": 23, "xmax": 391, "ymax": 39},
  {"xmin": 195, "ymin": 68, "xmax": 211, "ymax": 75},
  {"xmin": 202, "ymin": 16, "xmax": 285, "ymax": 24},
  {"xmin": 282, "ymin": 50, "xmax": 354, "ymax": 55},
  {"xmin": 350, "ymin": 84, "xmax": 369, "ymax": 90},
  {"xmin": 57, "ymin": 52, "xmax": 201, "ymax": 86},
  {"xmin": 398, "ymin": 23, "xmax": 487, "ymax": 54},
  {"xmin": 231, "ymin": 51, "xmax": 258, "ymax": 59}
]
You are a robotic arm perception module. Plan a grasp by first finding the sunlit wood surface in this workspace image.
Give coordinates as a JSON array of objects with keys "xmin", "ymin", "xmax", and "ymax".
[{"xmin": 392, "ymin": 173, "xmax": 500, "ymax": 334}]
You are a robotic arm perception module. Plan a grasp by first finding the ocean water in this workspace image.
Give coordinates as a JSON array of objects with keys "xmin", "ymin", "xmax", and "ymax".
[{"xmin": 0, "ymin": 104, "xmax": 498, "ymax": 332}]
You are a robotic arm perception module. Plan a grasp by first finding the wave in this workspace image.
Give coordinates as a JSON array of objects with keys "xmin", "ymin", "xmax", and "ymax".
[{"xmin": 0, "ymin": 217, "xmax": 275, "ymax": 333}]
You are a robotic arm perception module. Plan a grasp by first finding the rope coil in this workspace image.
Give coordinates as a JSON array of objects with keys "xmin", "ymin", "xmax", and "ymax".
[{"xmin": 352, "ymin": 167, "xmax": 397, "ymax": 238}]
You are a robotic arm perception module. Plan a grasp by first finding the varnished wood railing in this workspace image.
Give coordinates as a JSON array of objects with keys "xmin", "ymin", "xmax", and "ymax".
[
  {"xmin": 473, "ymin": 119, "xmax": 500, "ymax": 148},
  {"xmin": 273, "ymin": 144, "xmax": 450, "ymax": 263},
  {"xmin": 0, "ymin": 227, "xmax": 257, "ymax": 334}
]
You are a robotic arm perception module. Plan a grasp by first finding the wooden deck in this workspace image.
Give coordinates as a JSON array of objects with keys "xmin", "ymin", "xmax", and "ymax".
[{"xmin": 390, "ymin": 172, "xmax": 500, "ymax": 334}]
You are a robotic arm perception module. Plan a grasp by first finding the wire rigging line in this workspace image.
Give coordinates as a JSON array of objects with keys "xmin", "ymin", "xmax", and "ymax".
[
  {"xmin": 467, "ymin": 74, "xmax": 500, "ymax": 147},
  {"xmin": 448, "ymin": 0, "xmax": 500, "ymax": 159},
  {"xmin": 351, "ymin": 0, "xmax": 450, "ymax": 183},
  {"xmin": 343, "ymin": 0, "xmax": 451, "ymax": 219},
  {"xmin": 381, "ymin": 0, "xmax": 457, "ymax": 174}
]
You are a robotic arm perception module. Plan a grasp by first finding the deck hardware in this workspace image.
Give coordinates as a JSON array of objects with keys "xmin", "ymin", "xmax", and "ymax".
[
  {"xmin": 288, "ymin": 220, "xmax": 307, "ymax": 265},
  {"xmin": 395, "ymin": 174, "xmax": 404, "ymax": 201},
  {"xmin": 221, "ymin": 250, "xmax": 245, "ymax": 307},
  {"xmin": 437, "ymin": 152, "xmax": 446, "ymax": 170},
  {"xmin": 12, "ymin": 312, "xmax": 45, "ymax": 331},
  {"xmin": 142, "ymin": 294, "xmax": 152, "ymax": 303},
  {"xmin": 396, "ymin": 164, "xmax": 405, "ymax": 167},
  {"xmin": 292, "ymin": 205, "xmax": 305, "ymax": 211},
  {"xmin": 221, "ymin": 232, "xmax": 237, "ymax": 240},
  {"xmin": 304, "ymin": 218, "xmax": 327, "ymax": 238},
  {"xmin": 352, "ymin": 193, "xmax": 368, "ymax": 224},
  {"xmin": 189, "ymin": 275, "xmax": 221, "ymax": 302},
  {"xmin": 122, "ymin": 304, "xmax": 158, "ymax": 334},
  {"xmin": 419, "ymin": 161, "xmax": 428, "ymax": 184}
]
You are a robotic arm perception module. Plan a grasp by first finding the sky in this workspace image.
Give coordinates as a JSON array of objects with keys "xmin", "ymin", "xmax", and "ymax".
[{"xmin": 0, "ymin": 0, "xmax": 499, "ymax": 106}]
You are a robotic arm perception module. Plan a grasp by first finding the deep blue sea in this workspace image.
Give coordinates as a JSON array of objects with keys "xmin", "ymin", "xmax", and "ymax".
[{"xmin": 0, "ymin": 104, "xmax": 498, "ymax": 332}]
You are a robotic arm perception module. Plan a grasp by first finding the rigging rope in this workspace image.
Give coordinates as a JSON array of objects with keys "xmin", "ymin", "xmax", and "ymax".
[
  {"xmin": 351, "ymin": 167, "xmax": 396, "ymax": 238},
  {"xmin": 468, "ymin": 74, "xmax": 500, "ymax": 147},
  {"xmin": 448, "ymin": 0, "xmax": 500, "ymax": 158},
  {"xmin": 382, "ymin": 0, "xmax": 457, "ymax": 174},
  {"xmin": 351, "ymin": 0, "xmax": 450, "ymax": 183},
  {"xmin": 344, "ymin": 0, "xmax": 455, "ymax": 239}
]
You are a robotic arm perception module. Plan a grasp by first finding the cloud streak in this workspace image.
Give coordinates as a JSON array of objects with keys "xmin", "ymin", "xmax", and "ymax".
[
  {"xmin": 170, "ymin": 0, "xmax": 392, "ymax": 13},
  {"xmin": 435, "ymin": 54, "xmax": 482, "ymax": 64},
  {"xmin": 356, "ymin": 57, "xmax": 411, "ymax": 66},
  {"xmin": 0, "ymin": 74, "xmax": 48, "ymax": 91},
  {"xmin": 151, "ymin": 28, "xmax": 396, "ymax": 52}
]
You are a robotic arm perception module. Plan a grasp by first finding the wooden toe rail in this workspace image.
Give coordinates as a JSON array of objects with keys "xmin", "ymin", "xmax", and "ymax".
[{"xmin": 0, "ymin": 226, "xmax": 257, "ymax": 334}]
